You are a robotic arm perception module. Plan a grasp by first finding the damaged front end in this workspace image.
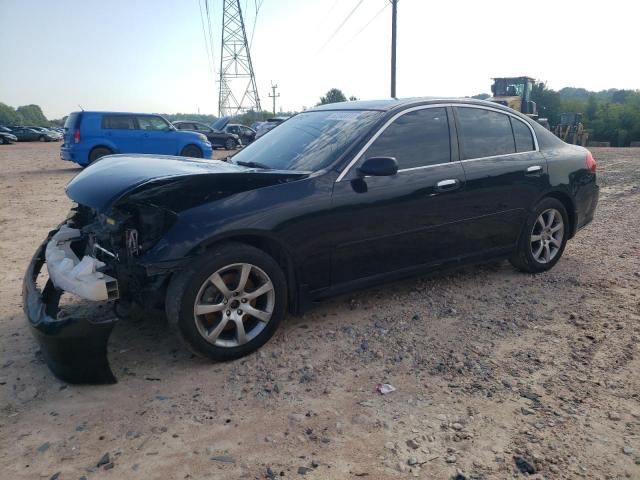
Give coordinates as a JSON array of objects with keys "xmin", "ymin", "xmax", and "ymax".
[{"xmin": 23, "ymin": 203, "xmax": 175, "ymax": 384}]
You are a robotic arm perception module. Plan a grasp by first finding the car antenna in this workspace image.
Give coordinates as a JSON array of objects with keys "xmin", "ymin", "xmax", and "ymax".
[{"xmin": 78, "ymin": 104, "xmax": 85, "ymax": 111}]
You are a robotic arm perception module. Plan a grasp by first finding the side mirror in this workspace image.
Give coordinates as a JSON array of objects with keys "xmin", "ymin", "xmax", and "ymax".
[{"xmin": 357, "ymin": 157, "xmax": 398, "ymax": 177}]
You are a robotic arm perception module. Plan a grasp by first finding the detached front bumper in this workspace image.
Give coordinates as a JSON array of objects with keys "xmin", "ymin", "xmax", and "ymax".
[{"xmin": 22, "ymin": 229, "xmax": 119, "ymax": 384}]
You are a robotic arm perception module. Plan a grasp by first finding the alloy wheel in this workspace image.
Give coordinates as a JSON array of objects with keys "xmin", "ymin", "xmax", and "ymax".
[
  {"xmin": 193, "ymin": 263, "xmax": 275, "ymax": 347},
  {"xmin": 530, "ymin": 208, "xmax": 564, "ymax": 264}
]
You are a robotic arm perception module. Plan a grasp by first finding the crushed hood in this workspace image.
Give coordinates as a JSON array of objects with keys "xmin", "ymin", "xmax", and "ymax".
[{"xmin": 65, "ymin": 154, "xmax": 308, "ymax": 213}]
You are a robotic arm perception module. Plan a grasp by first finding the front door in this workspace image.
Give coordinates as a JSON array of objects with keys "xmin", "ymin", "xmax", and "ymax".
[
  {"xmin": 330, "ymin": 106, "xmax": 469, "ymax": 286},
  {"xmin": 136, "ymin": 115, "xmax": 179, "ymax": 154}
]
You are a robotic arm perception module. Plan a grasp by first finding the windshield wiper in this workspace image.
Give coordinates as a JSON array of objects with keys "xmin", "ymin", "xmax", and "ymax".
[{"xmin": 234, "ymin": 160, "xmax": 272, "ymax": 170}]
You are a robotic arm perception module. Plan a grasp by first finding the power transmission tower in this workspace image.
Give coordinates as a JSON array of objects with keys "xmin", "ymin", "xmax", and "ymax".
[
  {"xmin": 218, "ymin": 0, "xmax": 261, "ymax": 117},
  {"xmin": 268, "ymin": 83, "xmax": 280, "ymax": 115}
]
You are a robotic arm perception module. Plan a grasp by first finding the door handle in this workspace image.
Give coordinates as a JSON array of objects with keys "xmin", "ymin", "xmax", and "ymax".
[
  {"xmin": 435, "ymin": 178, "xmax": 461, "ymax": 192},
  {"xmin": 526, "ymin": 165, "xmax": 542, "ymax": 174}
]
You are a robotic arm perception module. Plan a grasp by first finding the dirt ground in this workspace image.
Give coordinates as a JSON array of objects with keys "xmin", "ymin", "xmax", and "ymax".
[{"xmin": 0, "ymin": 143, "xmax": 638, "ymax": 480}]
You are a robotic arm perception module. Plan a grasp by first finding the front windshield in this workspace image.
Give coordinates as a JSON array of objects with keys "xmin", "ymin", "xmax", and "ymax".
[
  {"xmin": 230, "ymin": 110, "xmax": 381, "ymax": 171},
  {"xmin": 494, "ymin": 79, "xmax": 525, "ymax": 97}
]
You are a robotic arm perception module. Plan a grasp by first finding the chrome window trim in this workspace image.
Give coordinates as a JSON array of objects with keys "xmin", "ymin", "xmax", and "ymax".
[{"xmin": 335, "ymin": 103, "xmax": 539, "ymax": 182}]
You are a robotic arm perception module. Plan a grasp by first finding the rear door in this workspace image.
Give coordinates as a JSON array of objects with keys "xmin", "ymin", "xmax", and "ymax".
[
  {"xmin": 330, "ymin": 106, "xmax": 469, "ymax": 285},
  {"xmin": 101, "ymin": 114, "xmax": 141, "ymax": 153},
  {"xmin": 136, "ymin": 115, "xmax": 179, "ymax": 154},
  {"xmin": 452, "ymin": 105, "xmax": 548, "ymax": 253}
]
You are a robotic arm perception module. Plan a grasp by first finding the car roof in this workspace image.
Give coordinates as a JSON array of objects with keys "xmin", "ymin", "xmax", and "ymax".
[
  {"xmin": 67, "ymin": 111, "xmax": 166, "ymax": 116},
  {"xmin": 307, "ymin": 97, "xmax": 518, "ymax": 114}
]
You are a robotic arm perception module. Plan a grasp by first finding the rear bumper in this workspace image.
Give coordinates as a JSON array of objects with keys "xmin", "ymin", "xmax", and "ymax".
[
  {"xmin": 60, "ymin": 145, "xmax": 74, "ymax": 161},
  {"xmin": 576, "ymin": 184, "xmax": 599, "ymax": 232},
  {"xmin": 22, "ymin": 229, "xmax": 119, "ymax": 384}
]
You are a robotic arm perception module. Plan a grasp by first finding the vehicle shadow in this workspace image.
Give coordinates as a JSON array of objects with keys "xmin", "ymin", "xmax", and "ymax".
[
  {"xmin": 23, "ymin": 167, "xmax": 81, "ymax": 175},
  {"xmin": 104, "ymin": 259, "xmax": 509, "ymax": 382}
]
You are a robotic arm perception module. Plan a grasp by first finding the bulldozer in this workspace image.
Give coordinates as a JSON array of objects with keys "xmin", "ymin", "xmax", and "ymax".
[{"xmin": 553, "ymin": 113, "xmax": 589, "ymax": 146}]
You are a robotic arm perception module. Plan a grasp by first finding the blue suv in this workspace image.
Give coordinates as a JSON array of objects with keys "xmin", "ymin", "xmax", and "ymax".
[{"xmin": 61, "ymin": 111, "xmax": 213, "ymax": 166}]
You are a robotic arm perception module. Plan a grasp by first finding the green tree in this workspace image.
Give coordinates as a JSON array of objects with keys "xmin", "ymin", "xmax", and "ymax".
[
  {"xmin": 531, "ymin": 82, "xmax": 561, "ymax": 124},
  {"xmin": 16, "ymin": 104, "xmax": 49, "ymax": 126},
  {"xmin": 319, "ymin": 88, "xmax": 348, "ymax": 105},
  {"xmin": 0, "ymin": 102, "xmax": 22, "ymax": 126}
]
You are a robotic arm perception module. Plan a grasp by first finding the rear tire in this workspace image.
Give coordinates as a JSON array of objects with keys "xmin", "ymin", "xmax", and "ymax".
[
  {"xmin": 180, "ymin": 145, "xmax": 203, "ymax": 158},
  {"xmin": 166, "ymin": 242, "xmax": 287, "ymax": 361},
  {"xmin": 509, "ymin": 197, "xmax": 569, "ymax": 273},
  {"xmin": 39, "ymin": 135, "xmax": 46, "ymax": 142},
  {"xmin": 225, "ymin": 138, "xmax": 236, "ymax": 150},
  {"xmin": 88, "ymin": 146, "xmax": 112, "ymax": 164}
]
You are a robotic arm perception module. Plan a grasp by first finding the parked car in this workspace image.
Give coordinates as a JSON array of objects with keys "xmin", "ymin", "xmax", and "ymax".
[
  {"xmin": 24, "ymin": 98, "xmax": 599, "ymax": 383},
  {"xmin": 223, "ymin": 123, "xmax": 256, "ymax": 145},
  {"xmin": 60, "ymin": 111, "xmax": 213, "ymax": 166},
  {"xmin": 9, "ymin": 126, "xmax": 57, "ymax": 142},
  {"xmin": 25, "ymin": 126, "xmax": 62, "ymax": 141},
  {"xmin": 254, "ymin": 116, "xmax": 288, "ymax": 140},
  {"xmin": 0, "ymin": 126, "xmax": 18, "ymax": 144},
  {"xmin": 173, "ymin": 119, "xmax": 240, "ymax": 149}
]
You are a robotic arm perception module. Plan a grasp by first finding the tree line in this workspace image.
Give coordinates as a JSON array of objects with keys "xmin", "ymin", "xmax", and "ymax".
[
  {"xmin": 4, "ymin": 84, "xmax": 639, "ymax": 145},
  {"xmin": 0, "ymin": 103, "xmax": 50, "ymax": 126},
  {"xmin": 474, "ymin": 83, "xmax": 640, "ymax": 147}
]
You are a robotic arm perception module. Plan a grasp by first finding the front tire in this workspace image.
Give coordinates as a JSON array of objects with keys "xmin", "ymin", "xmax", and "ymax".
[
  {"xmin": 39, "ymin": 135, "xmax": 46, "ymax": 142},
  {"xmin": 166, "ymin": 242, "xmax": 287, "ymax": 361},
  {"xmin": 509, "ymin": 197, "xmax": 569, "ymax": 273},
  {"xmin": 180, "ymin": 145, "xmax": 203, "ymax": 158},
  {"xmin": 225, "ymin": 138, "xmax": 237, "ymax": 150}
]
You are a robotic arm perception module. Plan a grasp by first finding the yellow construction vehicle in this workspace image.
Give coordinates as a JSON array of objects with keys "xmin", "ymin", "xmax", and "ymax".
[
  {"xmin": 488, "ymin": 76, "xmax": 538, "ymax": 117},
  {"xmin": 553, "ymin": 113, "xmax": 589, "ymax": 146}
]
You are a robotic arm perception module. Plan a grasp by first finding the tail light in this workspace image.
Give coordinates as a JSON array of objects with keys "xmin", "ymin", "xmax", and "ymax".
[
  {"xmin": 585, "ymin": 150, "xmax": 596, "ymax": 173},
  {"xmin": 74, "ymin": 130, "xmax": 81, "ymax": 144}
]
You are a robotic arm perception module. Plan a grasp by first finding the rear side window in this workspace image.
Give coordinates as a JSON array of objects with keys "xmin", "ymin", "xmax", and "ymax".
[
  {"xmin": 64, "ymin": 112, "xmax": 82, "ymax": 130},
  {"xmin": 102, "ymin": 115, "xmax": 136, "ymax": 130},
  {"xmin": 455, "ymin": 107, "xmax": 515, "ymax": 159},
  {"xmin": 511, "ymin": 117, "xmax": 535, "ymax": 152},
  {"xmin": 363, "ymin": 107, "xmax": 451, "ymax": 170}
]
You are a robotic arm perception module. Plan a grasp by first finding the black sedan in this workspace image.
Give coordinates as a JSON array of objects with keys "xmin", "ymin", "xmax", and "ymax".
[
  {"xmin": 173, "ymin": 120, "xmax": 240, "ymax": 149},
  {"xmin": 0, "ymin": 127, "xmax": 18, "ymax": 144},
  {"xmin": 23, "ymin": 98, "xmax": 599, "ymax": 383},
  {"xmin": 223, "ymin": 123, "xmax": 256, "ymax": 145}
]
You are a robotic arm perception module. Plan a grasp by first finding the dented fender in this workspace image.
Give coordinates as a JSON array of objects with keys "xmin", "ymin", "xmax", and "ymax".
[{"xmin": 22, "ymin": 230, "xmax": 118, "ymax": 384}]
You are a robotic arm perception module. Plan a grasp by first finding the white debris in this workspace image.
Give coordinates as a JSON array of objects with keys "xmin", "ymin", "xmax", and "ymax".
[{"xmin": 45, "ymin": 226, "xmax": 117, "ymax": 301}]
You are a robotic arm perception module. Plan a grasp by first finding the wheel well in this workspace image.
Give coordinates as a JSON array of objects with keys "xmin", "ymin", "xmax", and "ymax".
[
  {"xmin": 181, "ymin": 144, "xmax": 201, "ymax": 153},
  {"xmin": 543, "ymin": 191, "xmax": 576, "ymax": 238},
  {"xmin": 200, "ymin": 235, "xmax": 298, "ymax": 313},
  {"xmin": 89, "ymin": 145, "xmax": 113, "ymax": 156}
]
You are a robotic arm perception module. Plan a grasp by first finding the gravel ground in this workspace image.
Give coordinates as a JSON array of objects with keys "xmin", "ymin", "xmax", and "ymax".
[{"xmin": 0, "ymin": 143, "xmax": 638, "ymax": 480}]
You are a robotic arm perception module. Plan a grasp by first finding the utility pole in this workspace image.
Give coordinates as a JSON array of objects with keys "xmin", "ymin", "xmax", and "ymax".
[
  {"xmin": 268, "ymin": 83, "xmax": 280, "ymax": 115},
  {"xmin": 390, "ymin": 0, "xmax": 398, "ymax": 99}
]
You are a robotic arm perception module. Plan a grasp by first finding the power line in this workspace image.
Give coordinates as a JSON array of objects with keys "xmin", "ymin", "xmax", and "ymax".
[
  {"xmin": 249, "ymin": 0, "xmax": 264, "ymax": 49},
  {"xmin": 198, "ymin": 0, "xmax": 214, "ymax": 75},
  {"xmin": 204, "ymin": 0, "xmax": 217, "ymax": 73},
  {"xmin": 317, "ymin": 0, "xmax": 366, "ymax": 54},
  {"xmin": 319, "ymin": 0, "xmax": 342, "ymax": 25},
  {"xmin": 347, "ymin": 0, "xmax": 389, "ymax": 44}
]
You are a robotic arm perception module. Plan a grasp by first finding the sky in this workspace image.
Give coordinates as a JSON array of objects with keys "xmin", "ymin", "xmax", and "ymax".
[{"xmin": 1, "ymin": 0, "xmax": 638, "ymax": 119}]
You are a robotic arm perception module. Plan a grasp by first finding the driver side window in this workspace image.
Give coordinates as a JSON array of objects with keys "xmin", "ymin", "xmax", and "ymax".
[{"xmin": 363, "ymin": 107, "xmax": 451, "ymax": 170}]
